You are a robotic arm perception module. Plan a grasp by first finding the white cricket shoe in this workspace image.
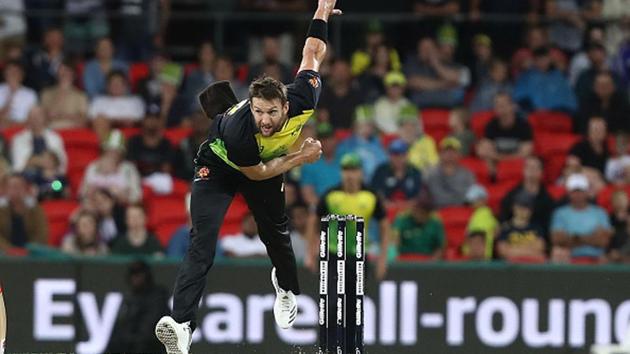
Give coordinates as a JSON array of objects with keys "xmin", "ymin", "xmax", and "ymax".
[
  {"xmin": 271, "ymin": 267, "xmax": 297, "ymax": 329},
  {"xmin": 155, "ymin": 316, "xmax": 192, "ymax": 354}
]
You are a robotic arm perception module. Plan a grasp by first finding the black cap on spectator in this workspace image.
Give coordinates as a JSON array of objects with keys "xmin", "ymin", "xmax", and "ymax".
[{"xmin": 146, "ymin": 101, "xmax": 162, "ymax": 118}]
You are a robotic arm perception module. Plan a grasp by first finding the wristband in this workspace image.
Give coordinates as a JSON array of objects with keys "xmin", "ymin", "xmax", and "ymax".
[{"xmin": 307, "ymin": 19, "xmax": 328, "ymax": 43}]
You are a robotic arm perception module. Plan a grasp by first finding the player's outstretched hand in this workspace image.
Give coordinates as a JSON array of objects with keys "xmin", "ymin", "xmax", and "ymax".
[
  {"xmin": 318, "ymin": 0, "xmax": 343, "ymax": 16},
  {"xmin": 300, "ymin": 137, "xmax": 323, "ymax": 163}
]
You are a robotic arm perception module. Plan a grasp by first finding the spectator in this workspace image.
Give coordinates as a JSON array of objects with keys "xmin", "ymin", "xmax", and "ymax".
[
  {"xmin": 496, "ymin": 192, "xmax": 546, "ymax": 261},
  {"xmin": 288, "ymin": 202, "xmax": 309, "ymax": 263},
  {"xmin": 500, "ymin": 156, "xmax": 555, "ymax": 237},
  {"xmin": 448, "ymin": 108, "xmax": 475, "ymax": 156},
  {"xmin": 469, "ymin": 58, "xmax": 513, "ymax": 113},
  {"xmin": 351, "ymin": 20, "xmax": 401, "ymax": 77},
  {"xmin": 80, "ymin": 130, "xmax": 143, "ymax": 205},
  {"xmin": 557, "ymin": 154, "xmax": 606, "ymax": 196},
  {"xmin": 221, "ymin": 212, "xmax": 267, "ymax": 258},
  {"xmin": 371, "ymin": 139, "xmax": 422, "ymax": 209},
  {"xmin": 248, "ymin": 35, "xmax": 293, "ymax": 84},
  {"xmin": 317, "ymin": 58, "xmax": 362, "ymax": 129},
  {"xmin": 476, "ymin": 93, "xmax": 533, "ymax": 165},
  {"xmin": 26, "ymin": 27, "xmax": 65, "ymax": 91},
  {"xmin": 137, "ymin": 52, "xmax": 184, "ymax": 126},
  {"xmin": 126, "ymin": 104, "xmax": 175, "ymax": 177},
  {"xmin": 397, "ymin": 107, "xmax": 439, "ymax": 173},
  {"xmin": 511, "ymin": 25, "xmax": 568, "ymax": 78},
  {"xmin": 357, "ymin": 44, "xmax": 397, "ymax": 102},
  {"xmin": 106, "ymin": 260, "xmax": 169, "ymax": 353},
  {"xmin": 405, "ymin": 36, "xmax": 469, "ymax": 108},
  {"xmin": 373, "ymin": 71, "xmax": 415, "ymax": 134},
  {"xmin": 182, "ymin": 42, "xmax": 216, "ymax": 114},
  {"xmin": 307, "ymin": 153, "xmax": 390, "ymax": 279},
  {"xmin": 609, "ymin": 214, "xmax": 630, "ymax": 263},
  {"xmin": 425, "ymin": 137, "xmax": 476, "ymax": 208},
  {"xmin": 577, "ymin": 71, "xmax": 630, "ymax": 134},
  {"xmin": 300, "ymin": 122, "xmax": 341, "ymax": 207},
  {"xmin": 610, "ymin": 189, "xmax": 630, "ymax": 235},
  {"xmin": 605, "ymin": 152, "xmax": 630, "ymax": 185},
  {"xmin": 392, "ymin": 193, "xmax": 445, "ymax": 260},
  {"xmin": 213, "ymin": 55, "xmax": 248, "ymax": 100},
  {"xmin": 471, "ymin": 34, "xmax": 494, "ymax": 85},
  {"xmin": 11, "ymin": 106, "xmax": 68, "ymax": 174},
  {"xmin": 551, "ymin": 173, "xmax": 612, "ymax": 260},
  {"xmin": 568, "ymin": 27, "xmax": 606, "ymax": 85},
  {"xmin": 89, "ymin": 70, "xmax": 145, "ymax": 140},
  {"xmin": 81, "ymin": 188, "xmax": 124, "ymax": 245},
  {"xmin": 575, "ymin": 42, "xmax": 619, "ymax": 101},
  {"xmin": 167, "ymin": 193, "xmax": 191, "ymax": 260},
  {"xmin": 610, "ymin": 24, "xmax": 630, "ymax": 91},
  {"xmin": 173, "ymin": 110, "xmax": 211, "ymax": 180},
  {"xmin": 569, "ymin": 116, "xmax": 610, "ymax": 175},
  {"xmin": 513, "ymin": 47, "xmax": 577, "ymax": 113},
  {"xmin": 24, "ymin": 150, "xmax": 69, "ymax": 201},
  {"xmin": 0, "ymin": 60, "xmax": 37, "ymax": 126},
  {"xmin": 465, "ymin": 184, "xmax": 498, "ymax": 260},
  {"xmin": 61, "ymin": 211, "xmax": 108, "ymax": 256},
  {"xmin": 41, "ymin": 60, "xmax": 88, "ymax": 129},
  {"xmin": 336, "ymin": 106, "xmax": 388, "ymax": 182},
  {"xmin": 83, "ymin": 37, "xmax": 128, "ymax": 99},
  {"xmin": 111, "ymin": 205, "xmax": 163, "ymax": 256},
  {"xmin": 545, "ymin": 0, "xmax": 585, "ymax": 54},
  {"xmin": 465, "ymin": 231, "xmax": 488, "ymax": 262},
  {"xmin": 0, "ymin": 174, "xmax": 47, "ymax": 252}
]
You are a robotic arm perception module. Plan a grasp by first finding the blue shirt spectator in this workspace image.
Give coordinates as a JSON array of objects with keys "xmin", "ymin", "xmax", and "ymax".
[
  {"xmin": 371, "ymin": 139, "xmax": 422, "ymax": 205},
  {"xmin": 513, "ymin": 47, "xmax": 577, "ymax": 113},
  {"xmin": 166, "ymin": 225, "xmax": 189, "ymax": 260},
  {"xmin": 469, "ymin": 59, "xmax": 512, "ymax": 113},
  {"xmin": 83, "ymin": 37, "xmax": 128, "ymax": 99},
  {"xmin": 300, "ymin": 123, "xmax": 342, "ymax": 205},
  {"xmin": 551, "ymin": 174, "xmax": 612, "ymax": 258},
  {"xmin": 336, "ymin": 106, "xmax": 388, "ymax": 182}
]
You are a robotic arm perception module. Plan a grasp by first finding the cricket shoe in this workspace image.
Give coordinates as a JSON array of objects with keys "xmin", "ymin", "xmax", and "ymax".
[
  {"xmin": 271, "ymin": 267, "xmax": 297, "ymax": 329},
  {"xmin": 155, "ymin": 316, "xmax": 192, "ymax": 354}
]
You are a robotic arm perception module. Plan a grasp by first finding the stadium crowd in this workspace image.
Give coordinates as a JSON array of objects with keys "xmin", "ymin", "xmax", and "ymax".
[{"xmin": 2, "ymin": 0, "xmax": 630, "ymax": 268}]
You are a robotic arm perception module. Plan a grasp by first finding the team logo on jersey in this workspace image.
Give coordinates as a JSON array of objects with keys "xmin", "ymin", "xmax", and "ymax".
[
  {"xmin": 194, "ymin": 166, "xmax": 210, "ymax": 181},
  {"xmin": 309, "ymin": 76, "xmax": 320, "ymax": 88}
]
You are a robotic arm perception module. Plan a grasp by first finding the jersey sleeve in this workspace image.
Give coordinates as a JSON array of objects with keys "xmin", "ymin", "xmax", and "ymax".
[
  {"xmin": 225, "ymin": 135, "xmax": 261, "ymax": 167},
  {"xmin": 286, "ymin": 70, "xmax": 322, "ymax": 113}
]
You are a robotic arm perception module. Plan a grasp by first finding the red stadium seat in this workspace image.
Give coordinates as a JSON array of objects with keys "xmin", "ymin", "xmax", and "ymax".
[
  {"xmin": 596, "ymin": 185, "xmax": 630, "ymax": 212},
  {"xmin": 184, "ymin": 63, "xmax": 199, "ymax": 76},
  {"xmin": 421, "ymin": 108, "xmax": 451, "ymax": 143},
  {"xmin": 1, "ymin": 125, "xmax": 24, "ymax": 142},
  {"xmin": 75, "ymin": 61, "xmax": 85, "ymax": 89},
  {"xmin": 470, "ymin": 111, "xmax": 495, "ymax": 138},
  {"xmin": 120, "ymin": 127, "xmax": 141, "ymax": 138},
  {"xmin": 528, "ymin": 110, "xmax": 573, "ymax": 134},
  {"xmin": 165, "ymin": 127, "xmax": 192, "ymax": 147},
  {"xmin": 496, "ymin": 158, "xmax": 525, "ymax": 185},
  {"xmin": 506, "ymin": 255, "xmax": 546, "ymax": 264},
  {"xmin": 380, "ymin": 133, "xmax": 400, "ymax": 148},
  {"xmin": 148, "ymin": 198, "xmax": 188, "ymax": 246},
  {"xmin": 571, "ymin": 256, "xmax": 601, "ymax": 265},
  {"xmin": 219, "ymin": 194, "xmax": 250, "ymax": 236},
  {"xmin": 487, "ymin": 182, "xmax": 519, "ymax": 214},
  {"xmin": 460, "ymin": 158, "xmax": 491, "ymax": 186},
  {"xmin": 547, "ymin": 185, "xmax": 567, "ymax": 201},
  {"xmin": 58, "ymin": 128, "xmax": 99, "ymax": 148},
  {"xmin": 534, "ymin": 133, "xmax": 580, "ymax": 157},
  {"xmin": 543, "ymin": 155, "xmax": 568, "ymax": 185},
  {"xmin": 437, "ymin": 206, "xmax": 474, "ymax": 250},
  {"xmin": 334, "ymin": 129, "xmax": 352, "ymax": 142},
  {"xmin": 386, "ymin": 204, "xmax": 408, "ymax": 222},
  {"xmin": 41, "ymin": 199, "xmax": 80, "ymax": 246},
  {"xmin": 128, "ymin": 62, "xmax": 150, "ymax": 92},
  {"xmin": 236, "ymin": 64, "xmax": 250, "ymax": 83}
]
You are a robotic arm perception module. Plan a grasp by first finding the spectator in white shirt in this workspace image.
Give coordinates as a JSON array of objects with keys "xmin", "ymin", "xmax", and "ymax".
[
  {"xmin": 0, "ymin": 60, "xmax": 37, "ymax": 127},
  {"xmin": 220, "ymin": 213, "xmax": 267, "ymax": 258},
  {"xmin": 89, "ymin": 70, "xmax": 145, "ymax": 141},
  {"xmin": 11, "ymin": 105, "xmax": 67, "ymax": 174}
]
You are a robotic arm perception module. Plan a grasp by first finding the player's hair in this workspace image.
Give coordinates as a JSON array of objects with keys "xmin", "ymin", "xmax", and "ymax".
[{"xmin": 249, "ymin": 75, "xmax": 288, "ymax": 104}]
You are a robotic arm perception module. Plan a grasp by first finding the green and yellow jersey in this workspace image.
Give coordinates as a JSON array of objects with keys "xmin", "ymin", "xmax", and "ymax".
[
  {"xmin": 316, "ymin": 185, "xmax": 386, "ymax": 254},
  {"xmin": 198, "ymin": 70, "xmax": 321, "ymax": 170}
]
